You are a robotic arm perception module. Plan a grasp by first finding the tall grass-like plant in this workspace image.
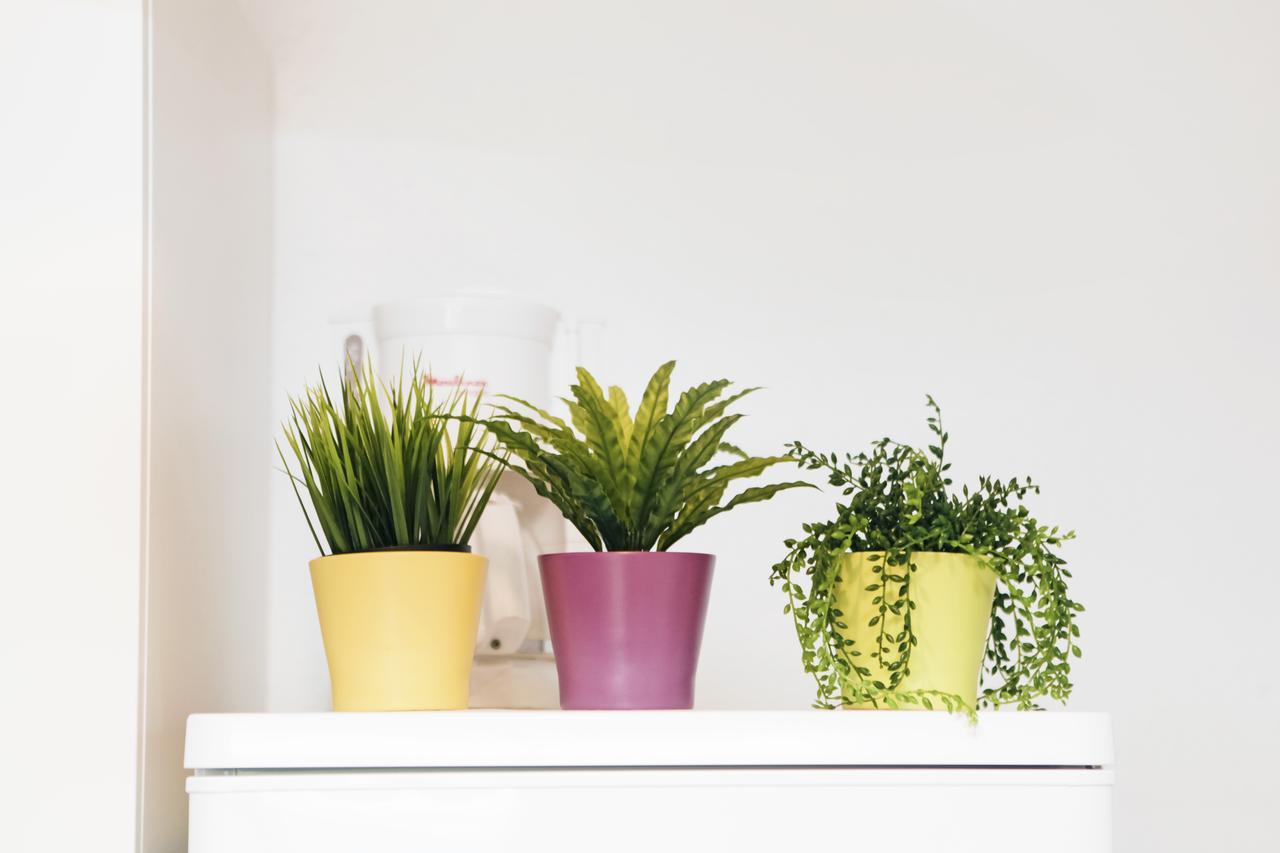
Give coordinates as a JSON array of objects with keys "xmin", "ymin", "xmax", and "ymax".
[
  {"xmin": 279, "ymin": 362, "xmax": 505, "ymax": 555},
  {"xmin": 483, "ymin": 360, "xmax": 811, "ymax": 552}
]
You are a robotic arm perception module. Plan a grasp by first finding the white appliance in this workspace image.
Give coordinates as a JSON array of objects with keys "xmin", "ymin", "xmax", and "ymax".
[
  {"xmin": 331, "ymin": 293, "xmax": 599, "ymax": 708},
  {"xmin": 185, "ymin": 711, "xmax": 1113, "ymax": 852}
]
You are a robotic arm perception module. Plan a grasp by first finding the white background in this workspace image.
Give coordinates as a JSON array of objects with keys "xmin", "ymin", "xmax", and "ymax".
[
  {"xmin": 142, "ymin": 1, "xmax": 273, "ymax": 850},
  {"xmin": 0, "ymin": 2, "xmax": 144, "ymax": 851},
  {"xmin": 1, "ymin": 1, "xmax": 1277, "ymax": 851},
  {"xmin": 245, "ymin": 3, "xmax": 1278, "ymax": 850},
  {"xmin": 2, "ymin": 2, "xmax": 274, "ymax": 851}
]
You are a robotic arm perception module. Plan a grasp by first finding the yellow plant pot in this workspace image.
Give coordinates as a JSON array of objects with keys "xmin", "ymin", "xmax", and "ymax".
[
  {"xmin": 309, "ymin": 550, "xmax": 487, "ymax": 711},
  {"xmin": 834, "ymin": 551, "xmax": 996, "ymax": 709}
]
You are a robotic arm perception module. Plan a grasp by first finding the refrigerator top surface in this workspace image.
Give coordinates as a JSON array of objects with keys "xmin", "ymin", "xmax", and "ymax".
[{"xmin": 184, "ymin": 710, "xmax": 1112, "ymax": 771}]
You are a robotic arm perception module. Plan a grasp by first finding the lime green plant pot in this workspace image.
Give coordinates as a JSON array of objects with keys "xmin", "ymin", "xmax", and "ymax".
[{"xmin": 834, "ymin": 551, "xmax": 996, "ymax": 709}]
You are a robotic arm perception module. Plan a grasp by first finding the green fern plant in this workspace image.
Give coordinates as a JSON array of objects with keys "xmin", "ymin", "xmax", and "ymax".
[
  {"xmin": 278, "ymin": 361, "xmax": 505, "ymax": 555},
  {"xmin": 483, "ymin": 361, "xmax": 811, "ymax": 552}
]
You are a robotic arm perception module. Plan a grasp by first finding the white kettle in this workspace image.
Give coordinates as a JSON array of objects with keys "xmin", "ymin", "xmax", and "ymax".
[{"xmin": 331, "ymin": 292, "xmax": 597, "ymax": 708}]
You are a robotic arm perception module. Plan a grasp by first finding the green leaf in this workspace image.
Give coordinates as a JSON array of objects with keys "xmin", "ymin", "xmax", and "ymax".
[
  {"xmin": 624, "ymin": 360, "xmax": 675, "ymax": 490},
  {"xmin": 608, "ymin": 385, "xmax": 633, "ymax": 450},
  {"xmin": 658, "ymin": 480, "xmax": 812, "ymax": 550},
  {"xmin": 566, "ymin": 368, "xmax": 632, "ymax": 523},
  {"xmin": 632, "ymin": 378, "xmax": 731, "ymax": 537}
]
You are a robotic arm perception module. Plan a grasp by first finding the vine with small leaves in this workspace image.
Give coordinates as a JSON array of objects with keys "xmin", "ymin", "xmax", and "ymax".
[{"xmin": 771, "ymin": 397, "xmax": 1082, "ymax": 719}]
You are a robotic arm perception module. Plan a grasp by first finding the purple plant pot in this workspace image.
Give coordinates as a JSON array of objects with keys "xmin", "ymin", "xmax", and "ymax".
[{"xmin": 539, "ymin": 551, "xmax": 715, "ymax": 710}]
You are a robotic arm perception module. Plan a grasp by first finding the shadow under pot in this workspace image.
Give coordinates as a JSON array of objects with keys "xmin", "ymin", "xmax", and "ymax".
[
  {"xmin": 309, "ymin": 546, "xmax": 487, "ymax": 711},
  {"xmin": 539, "ymin": 551, "xmax": 714, "ymax": 710}
]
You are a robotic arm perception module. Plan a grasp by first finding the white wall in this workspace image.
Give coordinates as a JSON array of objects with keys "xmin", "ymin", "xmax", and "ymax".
[
  {"xmin": 0, "ymin": 3, "xmax": 274, "ymax": 851},
  {"xmin": 243, "ymin": 2, "xmax": 1278, "ymax": 850},
  {"xmin": 0, "ymin": 2, "xmax": 145, "ymax": 851},
  {"xmin": 143, "ymin": 1, "xmax": 274, "ymax": 850}
]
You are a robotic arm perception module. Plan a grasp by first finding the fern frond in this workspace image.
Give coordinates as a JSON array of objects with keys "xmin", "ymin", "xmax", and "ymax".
[{"xmin": 486, "ymin": 361, "xmax": 807, "ymax": 552}]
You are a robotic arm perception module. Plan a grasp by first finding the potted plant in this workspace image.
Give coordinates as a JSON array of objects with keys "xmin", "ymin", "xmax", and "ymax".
[
  {"xmin": 484, "ymin": 360, "xmax": 811, "ymax": 710},
  {"xmin": 772, "ymin": 397, "xmax": 1082, "ymax": 717},
  {"xmin": 278, "ymin": 362, "xmax": 504, "ymax": 711}
]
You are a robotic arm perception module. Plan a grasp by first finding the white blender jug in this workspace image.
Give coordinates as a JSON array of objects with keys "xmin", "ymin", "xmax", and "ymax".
[{"xmin": 331, "ymin": 292, "xmax": 596, "ymax": 709}]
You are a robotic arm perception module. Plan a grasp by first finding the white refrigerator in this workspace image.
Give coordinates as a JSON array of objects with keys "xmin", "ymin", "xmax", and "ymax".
[{"xmin": 186, "ymin": 710, "xmax": 1112, "ymax": 852}]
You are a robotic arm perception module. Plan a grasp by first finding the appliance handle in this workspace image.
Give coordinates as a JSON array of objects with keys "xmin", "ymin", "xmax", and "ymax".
[
  {"xmin": 330, "ymin": 316, "xmax": 376, "ymax": 380},
  {"xmin": 473, "ymin": 492, "xmax": 532, "ymax": 656}
]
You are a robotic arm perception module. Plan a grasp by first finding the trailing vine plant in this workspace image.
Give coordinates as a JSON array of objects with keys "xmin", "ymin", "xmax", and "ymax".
[{"xmin": 771, "ymin": 397, "xmax": 1081, "ymax": 718}]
